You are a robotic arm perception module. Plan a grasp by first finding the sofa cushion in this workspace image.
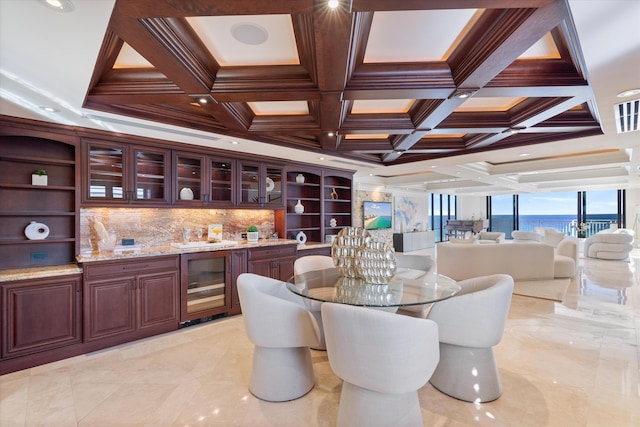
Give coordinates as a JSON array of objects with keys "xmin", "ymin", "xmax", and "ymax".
[
  {"xmin": 587, "ymin": 242, "xmax": 633, "ymax": 260},
  {"xmin": 554, "ymin": 255, "xmax": 575, "ymax": 278},
  {"xmin": 511, "ymin": 230, "xmax": 543, "ymax": 242}
]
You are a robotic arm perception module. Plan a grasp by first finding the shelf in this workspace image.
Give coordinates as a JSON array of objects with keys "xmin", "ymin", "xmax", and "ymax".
[
  {"xmin": 187, "ymin": 282, "xmax": 225, "ymax": 294},
  {"xmin": 0, "ymin": 184, "xmax": 75, "ymax": 191},
  {"xmin": 0, "ymin": 238, "xmax": 76, "ymax": 245},
  {"xmin": 0, "ymin": 211, "xmax": 76, "ymax": 216},
  {"xmin": 0, "ymin": 155, "xmax": 75, "ymax": 166}
]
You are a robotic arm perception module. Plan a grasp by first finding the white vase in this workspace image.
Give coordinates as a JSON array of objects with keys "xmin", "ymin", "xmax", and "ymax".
[
  {"xmin": 296, "ymin": 174, "xmax": 305, "ymax": 183},
  {"xmin": 295, "ymin": 200, "xmax": 304, "ymax": 214}
]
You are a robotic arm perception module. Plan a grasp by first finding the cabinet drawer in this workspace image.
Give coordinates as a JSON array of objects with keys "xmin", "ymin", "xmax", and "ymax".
[
  {"xmin": 248, "ymin": 244, "xmax": 297, "ymax": 261},
  {"xmin": 84, "ymin": 255, "xmax": 179, "ymax": 280}
]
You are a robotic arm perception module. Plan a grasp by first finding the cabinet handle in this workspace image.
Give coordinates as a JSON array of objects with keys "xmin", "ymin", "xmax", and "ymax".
[{"xmin": 122, "ymin": 264, "xmax": 148, "ymax": 270}]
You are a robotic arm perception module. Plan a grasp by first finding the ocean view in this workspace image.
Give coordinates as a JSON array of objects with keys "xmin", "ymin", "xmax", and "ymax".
[{"xmin": 432, "ymin": 213, "xmax": 618, "ymax": 240}]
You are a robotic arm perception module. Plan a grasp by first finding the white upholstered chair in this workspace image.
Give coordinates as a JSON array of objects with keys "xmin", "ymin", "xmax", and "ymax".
[
  {"xmin": 583, "ymin": 229, "xmax": 634, "ymax": 260},
  {"xmin": 427, "ymin": 274, "xmax": 514, "ymax": 402},
  {"xmin": 237, "ymin": 273, "xmax": 321, "ymax": 402},
  {"xmin": 321, "ymin": 302, "xmax": 440, "ymax": 427},
  {"xmin": 395, "ymin": 254, "xmax": 436, "ymax": 318},
  {"xmin": 293, "ymin": 255, "xmax": 335, "ymax": 349}
]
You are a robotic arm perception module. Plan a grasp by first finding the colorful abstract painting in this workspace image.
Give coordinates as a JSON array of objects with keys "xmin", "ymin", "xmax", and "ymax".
[{"xmin": 394, "ymin": 196, "xmax": 428, "ymax": 232}]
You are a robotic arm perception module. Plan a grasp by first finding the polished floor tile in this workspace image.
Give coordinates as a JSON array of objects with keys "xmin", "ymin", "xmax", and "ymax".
[{"xmin": 1, "ymin": 251, "xmax": 639, "ymax": 426}]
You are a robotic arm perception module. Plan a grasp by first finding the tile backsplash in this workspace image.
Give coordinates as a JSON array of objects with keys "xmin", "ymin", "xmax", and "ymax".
[{"xmin": 80, "ymin": 208, "xmax": 274, "ymax": 251}]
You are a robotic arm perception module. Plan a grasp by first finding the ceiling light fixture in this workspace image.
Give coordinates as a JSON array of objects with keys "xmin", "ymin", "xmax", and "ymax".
[
  {"xmin": 197, "ymin": 97, "xmax": 208, "ymax": 104},
  {"xmin": 327, "ymin": 132, "xmax": 335, "ymax": 137},
  {"xmin": 230, "ymin": 140, "xmax": 239, "ymax": 145},
  {"xmin": 450, "ymin": 89, "xmax": 477, "ymax": 100},
  {"xmin": 39, "ymin": 106, "xmax": 59, "ymax": 113},
  {"xmin": 328, "ymin": 0, "xmax": 340, "ymax": 9},
  {"xmin": 39, "ymin": 0, "xmax": 74, "ymax": 12},
  {"xmin": 617, "ymin": 89, "xmax": 640, "ymax": 98},
  {"xmin": 519, "ymin": 153, "xmax": 530, "ymax": 157}
]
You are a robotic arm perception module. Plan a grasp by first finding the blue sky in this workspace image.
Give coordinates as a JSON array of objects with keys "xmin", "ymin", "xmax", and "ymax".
[{"xmin": 492, "ymin": 190, "xmax": 618, "ymax": 215}]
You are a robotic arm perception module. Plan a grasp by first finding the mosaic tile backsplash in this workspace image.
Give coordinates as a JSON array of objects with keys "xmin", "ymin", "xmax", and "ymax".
[{"xmin": 80, "ymin": 208, "xmax": 274, "ymax": 252}]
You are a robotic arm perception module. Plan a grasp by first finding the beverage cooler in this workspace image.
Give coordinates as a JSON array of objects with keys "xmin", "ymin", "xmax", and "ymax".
[{"xmin": 180, "ymin": 251, "xmax": 231, "ymax": 322}]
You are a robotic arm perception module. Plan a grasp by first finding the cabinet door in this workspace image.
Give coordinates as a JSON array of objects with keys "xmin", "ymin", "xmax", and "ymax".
[
  {"xmin": 137, "ymin": 271, "xmax": 179, "ymax": 330},
  {"xmin": 1, "ymin": 275, "xmax": 82, "ymax": 359},
  {"xmin": 85, "ymin": 277, "xmax": 136, "ymax": 342},
  {"xmin": 174, "ymin": 152, "xmax": 207, "ymax": 205},
  {"xmin": 85, "ymin": 141, "xmax": 127, "ymax": 203},
  {"xmin": 238, "ymin": 162, "xmax": 283, "ymax": 208},
  {"xmin": 130, "ymin": 146, "xmax": 170, "ymax": 204},
  {"xmin": 209, "ymin": 157, "xmax": 236, "ymax": 206}
]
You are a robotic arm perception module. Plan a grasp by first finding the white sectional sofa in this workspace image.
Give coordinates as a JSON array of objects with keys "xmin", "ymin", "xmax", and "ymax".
[{"xmin": 436, "ymin": 238, "xmax": 578, "ymax": 282}]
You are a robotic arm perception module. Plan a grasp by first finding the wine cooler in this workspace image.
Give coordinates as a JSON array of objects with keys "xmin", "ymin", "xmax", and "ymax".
[{"xmin": 180, "ymin": 251, "xmax": 231, "ymax": 322}]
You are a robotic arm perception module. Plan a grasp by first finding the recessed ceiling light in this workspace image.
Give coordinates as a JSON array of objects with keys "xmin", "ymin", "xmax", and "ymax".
[
  {"xmin": 198, "ymin": 97, "xmax": 208, "ymax": 104},
  {"xmin": 319, "ymin": 157, "xmax": 325, "ymax": 161},
  {"xmin": 519, "ymin": 153, "xmax": 530, "ymax": 157},
  {"xmin": 231, "ymin": 23, "xmax": 268, "ymax": 45},
  {"xmin": 230, "ymin": 140, "xmax": 239, "ymax": 145},
  {"xmin": 328, "ymin": 0, "xmax": 340, "ymax": 9},
  {"xmin": 617, "ymin": 89, "xmax": 640, "ymax": 98},
  {"xmin": 39, "ymin": 0, "xmax": 74, "ymax": 12},
  {"xmin": 40, "ymin": 106, "xmax": 59, "ymax": 113},
  {"xmin": 327, "ymin": 132, "xmax": 335, "ymax": 137}
]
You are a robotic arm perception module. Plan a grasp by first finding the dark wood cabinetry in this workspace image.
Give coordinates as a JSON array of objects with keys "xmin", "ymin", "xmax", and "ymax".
[
  {"xmin": 323, "ymin": 170, "xmax": 353, "ymax": 243},
  {"xmin": 1, "ymin": 274, "xmax": 82, "ymax": 360},
  {"xmin": 275, "ymin": 167, "xmax": 353, "ymax": 244},
  {"xmin": 83, "ymin": 256, "xmax": 179, "ymax": 350},
  {"xmin": 229, "ymin": 249, "xmax": 248, "ymax": 315},
  {"xmin": 83, "ymin": 139, "xmax": 171, "ymax": 205},
  {"xmin": 238, "ymin": 161, "xmax": 284, "ymax": 208},
  {"xmin": 173, "ymin": 152, "xmax": 236, "ymax": 207},
  {"xmin": 247, "ymin": 244, "xmax": 296, "ymax": 282},
  {"xmin": 0, "ymin": 135, "xmax": 78, "ymax": 269}
]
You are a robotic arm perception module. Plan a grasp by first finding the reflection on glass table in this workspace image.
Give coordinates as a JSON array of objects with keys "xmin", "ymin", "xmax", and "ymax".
[{"xmin": 287, "ymin": 267, "xmax": 460, "ymax": 308}]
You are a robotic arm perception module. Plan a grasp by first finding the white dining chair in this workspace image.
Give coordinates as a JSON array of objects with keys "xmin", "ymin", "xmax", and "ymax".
[
  {"xmin": 293, "ymin": 255, "xmax": 335, "ymax": 350},
  {"xmin": 427, "ymin": 274, "xmax": 514, "ymax": 402},
  {"xmin": 395, "ymin": 254, "xmax": 436, "ymax": 318},
  {"xmin": 321, "ymin": 302, "xmax": 440, "ymax": 427},
  {"xmin": 237, "ymin": 273, "xmax": 321, "ymax": 402}
]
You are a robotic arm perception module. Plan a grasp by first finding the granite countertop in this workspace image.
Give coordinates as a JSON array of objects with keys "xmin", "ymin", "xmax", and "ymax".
[
  {"xmin": 1, "ymin": 239, "xmax": 333, "ymax": 283},
  {"xmin": 0, "ymin": 264, "xmax": 83, "ymax": 283}
]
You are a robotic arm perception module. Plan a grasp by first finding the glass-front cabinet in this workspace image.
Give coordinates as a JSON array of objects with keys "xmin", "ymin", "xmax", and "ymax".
[
  {"xmin": 180, "ymin": 251, "xmax": 231, "ymax": 322},
  {"xmin": 173, "ymin": 151, "xmax": 235, "ymax": 207},
  {"xmin": 238, "ymin": 161, "xmax": 283, "ymax": 208},
  {"xmin": 83, "ymin": 140, "xmax": 170, "ymax": 205}
]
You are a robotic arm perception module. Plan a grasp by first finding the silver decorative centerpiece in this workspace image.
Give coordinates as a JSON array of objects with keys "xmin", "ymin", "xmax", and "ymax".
[{"xmin": 331, "ymin": 227, "xmax": 397, "ymax": 284}]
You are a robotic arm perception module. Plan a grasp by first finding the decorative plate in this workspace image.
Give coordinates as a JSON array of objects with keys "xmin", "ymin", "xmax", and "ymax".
[{"xmin": 265, "ymin": 177, "xmax": 275, "ymax": 192}]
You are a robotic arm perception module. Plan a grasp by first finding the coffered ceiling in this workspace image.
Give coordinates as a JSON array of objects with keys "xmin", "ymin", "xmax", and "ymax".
[{"xmin": 1, "ymin": 0, "xmax": 639, "ymax": 195}]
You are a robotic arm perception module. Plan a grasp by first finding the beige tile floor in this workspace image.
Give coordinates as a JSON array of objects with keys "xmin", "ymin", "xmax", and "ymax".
[{"xmin": 1, "ymin": 250, "xmax": 639, "ymax": 426}]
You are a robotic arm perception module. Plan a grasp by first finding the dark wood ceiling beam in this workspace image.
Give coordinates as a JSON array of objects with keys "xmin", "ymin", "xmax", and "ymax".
[
  {"xmin": 448, "ymin": 3, "xmax": 565, "ymax": 89},
  {"xmin": 341, "ymin": 114, "xmax": 415, "ymax": 134},
  {"xmin": 292, "ymin": 14, "xmax": 318, "ymax": 84},
  {"xmin": 487, "ymin": 59, "xmax": 587, "ymax": 88},
  {"xmin": 113, "ymin": 0, "xmax": 315, "ymax": 18},
  {"xmin": 313, "ymin": 6, "xmax": 357, "ymax": 149},
  {"xmin": 110, "ymin": 17, "xmax": 214, "ymax": 94},
  {"xmin": 211, "ymin": 65, "xmax": 318, "ymax": 102},
  {"xmin": 351, "ymin": 0, "xmax": 555, "ymax": 12},
  {"xmin": 249, "ymin": 116, "xmax": 321, "ymax": 133}
]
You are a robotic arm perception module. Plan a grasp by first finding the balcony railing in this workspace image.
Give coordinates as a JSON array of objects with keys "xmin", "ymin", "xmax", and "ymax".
[{"xmin": 491, "ymin": 218, "xmax": 616, "ymax": 239}]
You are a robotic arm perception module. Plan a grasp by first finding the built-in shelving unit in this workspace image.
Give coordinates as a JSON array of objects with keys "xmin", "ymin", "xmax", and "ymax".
[
  {"xmin": 0, "ymin": 136, "xmax": 78, "ymax": 269},
  {"xmin": 275, "ymin": 167, "xmax": 353, "ymax": 244}
]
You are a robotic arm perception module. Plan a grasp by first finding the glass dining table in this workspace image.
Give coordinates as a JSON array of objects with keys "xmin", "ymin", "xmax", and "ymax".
[{"xmin": 286, "ymin": 267, "xmax": 460, "ymax": 308}]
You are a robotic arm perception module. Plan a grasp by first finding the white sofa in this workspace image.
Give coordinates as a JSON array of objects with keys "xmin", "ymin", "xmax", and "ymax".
[
  {"xmin": 583, "ymin": 229, "xmax": 634, "ymax": 260},
  {"xmin": 436, "ymin": 239, "xmax": 578, "ymax": 281}
]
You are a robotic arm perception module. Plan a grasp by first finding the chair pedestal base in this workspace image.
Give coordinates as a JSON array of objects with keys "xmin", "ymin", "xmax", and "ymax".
[
  {"xmin": 250, "ymin": 346, "xmax": 315, "ymax": 402},
  {"xmin": 430, "ymin": 343, "xmax": 502, "ymax": 403},
  {"xmin": 336, "ymin": 382, "xmax": 422, "ymax": 427}
]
